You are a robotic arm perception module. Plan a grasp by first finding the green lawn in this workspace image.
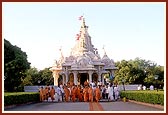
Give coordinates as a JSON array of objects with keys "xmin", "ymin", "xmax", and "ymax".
[{"xmin": 4, "ymin": 92, "xmax": 38, "ymax": 96}]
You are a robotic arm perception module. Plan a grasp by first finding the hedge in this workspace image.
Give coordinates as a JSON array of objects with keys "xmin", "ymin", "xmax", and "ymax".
[
  {"xmin": 4, "ymin": 92, "xmax": 40, "ymax": 106},
  {"xmin": 120, "ymin": 90, "xmax": 164, "ymax": 106}
]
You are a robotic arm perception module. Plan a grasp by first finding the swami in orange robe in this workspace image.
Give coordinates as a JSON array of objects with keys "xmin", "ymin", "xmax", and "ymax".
[
  {"xmin": 71, "ymin": 86, "xmax": 77, "ymax": 102},
  {"xmin": 88, "ymin": 86, "xmax": 93, "ymax": 102},
  {"xmin": 70, "ymin": 81, "xmax": 74, "ymax": 87},
  {"xmin": 77, "ymin": 86, "xmax": 83, "ymax": 102},
  {"xmin": 83, "ymin": 86, "xmax": 89, "ymax": 102},
  {"xmin": 50, "ymin": 86, "xmax": 55, "ymax": 102},
  {"xmin": 44, "ymin": 86, "xmax": 49, "ymax": 101},
  {"xmin": 64, "ymin": 86, "xmax": 70, "ymax": 102},
  {"xmin": 39, "ymin": 87, "xmax": 44, "ymax": 102},
  {"xmin": 95, "ymin": 86, "xmax": 101, "ymax": 102},
  {"xmin": 84, "ymin": 81, "xmax": 89, "ymax": 87}
]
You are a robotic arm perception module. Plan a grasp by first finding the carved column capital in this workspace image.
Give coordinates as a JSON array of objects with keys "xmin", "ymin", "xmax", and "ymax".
[
  {"xmin": 72, "ymin": 71, "xmax": 78, "ymax": 75},
  {"xmin": 88, "ymin": 71, "xmax": 93, "ymax": 75}
]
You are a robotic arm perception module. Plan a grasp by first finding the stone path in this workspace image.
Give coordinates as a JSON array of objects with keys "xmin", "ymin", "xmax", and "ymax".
[
  {"xmin": 89, "ymin": 102, "xmax": 104, "ymax": 111},
  {"xmin": 4, "ymin": 100, "xmax": 164, "ymax": 112}
]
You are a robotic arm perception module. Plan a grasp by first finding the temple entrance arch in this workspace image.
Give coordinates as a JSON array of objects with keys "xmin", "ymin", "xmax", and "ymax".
[
  {"xmin": 61, "ymin": 74, "xmax": 66, "ymax": 85},
  {"xmin": 77, "ymin": 73, "xmax": 88, "ymax": 86},
  {"xmin": 58, "ymin": 75, "xmax": 63, "ymax": 86},
  {"xmin": 69, "ymin": 73, "xmax": 74, "ymax": 83},
  {"xmin": 92, "ymin": 73, "xmax": 98, "ymax": 84},
  {"xmin": 101, "ymin": 72, "xmax": 109, "ymax": 85}
]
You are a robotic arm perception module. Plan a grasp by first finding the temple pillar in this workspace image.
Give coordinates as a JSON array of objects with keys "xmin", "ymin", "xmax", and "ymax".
[
  {"xmin": 53, "ymin": 71, "xmax": 59, "ymax": 86},
  {"xmin": 102, "ymin": 73, "xmax": 105, "ymax": 85},
  {"xmin": 62, "ymin": 74, "xmax": 65, "ymax": 85},
  {"xmin": 65, "ymin": 73, "xmax": 68, "ymax": 84},
  {"xmin": 98, "ymin": 73, "xmax": 101, "ymax": 82},
  {"xmin": 73, "ymin": 71, "xmax": 77, "ymax": 85},
  {"xmin": 88, "ymin": 71, "xmax": 93, "ymax": 84}
]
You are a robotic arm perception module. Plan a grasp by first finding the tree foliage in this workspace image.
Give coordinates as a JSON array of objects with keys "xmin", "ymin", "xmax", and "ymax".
[
  {"xmin": 114, "ymin": 58, "xmax": 164, "ymax": 88},
  {"xmin": 38, "ymin": 68, "xmax": 54, "ymax": 85},
  {"xmin": 4, "ymin": 39, "xmax": 30, "ymax": 91},
  {"xmin": 21, "ymin": 67, "xmax": 39, "ymax": 86},
  {"xmin": 22, "ymin": 67, "xmax": 54, "ymax": 86}
]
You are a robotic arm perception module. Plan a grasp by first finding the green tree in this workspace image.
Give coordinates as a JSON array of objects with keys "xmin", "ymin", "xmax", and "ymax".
[
  {"xmin": 39, "ymin": 68, "xmax": 54, "ymax": 85},
  {"xmin": 21, "ymin": 67, "xmax": 54, "ymax": 86},
  {"xmin": 21, "ymin": 67, "xmax": 39, "ymax": 86},
  {"xmin": 114, "ymin": 58, "xmax": 164, "ymax": 88},
  {"xmin": 4, "ymin": 39, "xmax": 30, "ymax": 91}
]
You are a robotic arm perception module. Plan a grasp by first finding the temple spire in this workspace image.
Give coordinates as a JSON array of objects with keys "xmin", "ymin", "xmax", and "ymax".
[
  {"xmin": 71, "ymin": 16, "xmax": 96, "ymax": 56},
  {"xmin": 82, "ymin": 17, "xmax": 86, "ymax": 28}
]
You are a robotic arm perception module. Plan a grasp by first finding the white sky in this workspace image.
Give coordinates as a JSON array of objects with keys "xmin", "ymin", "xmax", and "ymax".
[{"xmin": 2, "ymin": 2, "xmax": 166, "ymax": 70}]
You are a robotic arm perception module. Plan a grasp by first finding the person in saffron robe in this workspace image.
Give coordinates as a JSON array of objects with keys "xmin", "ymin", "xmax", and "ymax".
[
  {"xmin": 50, "ymin": 86, "xmax": 55, "ymax": 102},
  {"xmin": 70, "ymin": 81, "xmax": 74, "ymax": 87},
  {"xmin": 43, "ymin": 87, "xmax": 46, "ymax": 101},
  {"xmin": 44, "ymin": 86, "xmax": 49, "ymax": 101},
  {"xmin": 95, "ymin": 86, "xmax": 101, "ymax": 102},
  {"xmin": 39, "ymin": 86, "xmax": 44, "ymax": 102},
  {"xmin": 84, "ymin": 80, "xmax": 89, "ymax": 87},
  {"xmin": 64, "ymin": 86, "xmax": 70, "ymax": 102},
  {"xmin": 88, "ymin": 86, "xmax": 93, "ymax": 102},
  {"xmin": 83, "ymin": 86, "xmax": 89, "ymax": 102},
  {"xmin": 77, "ymin": 85, "xmax": 83, "ymax": 102},
  {"xmin": 71, "ymin": 86, "xmax": 76, "ymax": 102}
]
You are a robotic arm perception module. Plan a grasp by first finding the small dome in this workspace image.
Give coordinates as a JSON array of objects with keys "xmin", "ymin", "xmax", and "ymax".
[
  {"xmin": 102, "ymin": 54, "xmax": 115, "ymax": 67},
  {"xmin": 102, "ymin": 54, "xmax": 111, "ymax": 63}
]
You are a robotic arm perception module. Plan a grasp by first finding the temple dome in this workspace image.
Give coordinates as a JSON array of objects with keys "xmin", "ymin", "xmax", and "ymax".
[
  {"xmin": 76, "ymin": 55, "xmax": 93, "ymax": 67},
  {"xmin": 101, "ymin": 54, "xmax": 115, "ymax": 67},
  {"xmin": 102, "ymin": 54, "xmax": 111, "ymax": 63}
]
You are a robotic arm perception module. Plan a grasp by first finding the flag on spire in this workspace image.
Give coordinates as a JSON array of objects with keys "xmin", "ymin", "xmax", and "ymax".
[
  {"xmin": 76, "ymin": 34, "xmax": 80, "ymax": 40},
  {"xmin": 78, "ymin": 16, "xmax": 83, "ymax": 20}
]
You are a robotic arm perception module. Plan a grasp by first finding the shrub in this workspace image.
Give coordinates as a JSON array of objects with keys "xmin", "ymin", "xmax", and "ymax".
[
  {"xmin": 4, "ymin": 92, "xmax": 40, "ymax": 106},
  {"xmin": 120, "ymin": 90, "xmax": 164, "ymax": 106}
]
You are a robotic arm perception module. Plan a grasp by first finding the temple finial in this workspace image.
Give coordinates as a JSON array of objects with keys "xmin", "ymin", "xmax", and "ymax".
[{"xmin": 103, "ymin": 45, "xmax": 106, "ymax": 55}]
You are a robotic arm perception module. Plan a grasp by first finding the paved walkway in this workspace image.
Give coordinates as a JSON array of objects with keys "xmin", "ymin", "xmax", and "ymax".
[{"xmin": 4, "ymin": 100, "xmax": 164, "ymax": 112}]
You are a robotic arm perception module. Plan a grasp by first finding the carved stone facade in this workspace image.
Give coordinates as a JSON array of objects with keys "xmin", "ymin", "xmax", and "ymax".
[{"xmin": 50, "ymin": 17, "xmax": 117, "ymax": 86}]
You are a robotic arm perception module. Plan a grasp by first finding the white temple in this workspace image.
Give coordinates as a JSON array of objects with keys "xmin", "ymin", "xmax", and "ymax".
[{"xmin": 50, "ymin": 17, "xmax": 117, "ymax": 86}]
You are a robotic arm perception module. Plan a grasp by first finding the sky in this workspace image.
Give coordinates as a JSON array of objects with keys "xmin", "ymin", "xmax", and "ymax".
[{"xmin": 2, "ymin": 2, "xmax": 166, "ymax": 70}]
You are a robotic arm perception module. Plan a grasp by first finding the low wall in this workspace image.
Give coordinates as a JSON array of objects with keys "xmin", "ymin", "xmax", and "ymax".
[
  {"xmin": 24, "ymin": 86, "xmax": 57, "ymax": 92},
  {"xmin": 117, "ymin": 84, "xmax": 139, "ymax": 91},
  {"xmin": 24, "ymin": 85, "xmax": 140, "ymax": 92}
]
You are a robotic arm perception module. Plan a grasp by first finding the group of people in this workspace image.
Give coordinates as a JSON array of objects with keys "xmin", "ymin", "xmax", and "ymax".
[
  {"xmin": 137, "ymin": 84, "xmax": 155, "ymax": 90},
  {"xmin": 39, "ymin": 81, "xmax": 120, "ymax": 103}
]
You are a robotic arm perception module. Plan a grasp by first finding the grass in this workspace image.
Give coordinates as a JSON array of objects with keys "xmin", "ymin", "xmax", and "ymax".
[
  {"xmin": 124, "ymin": 90, "xmax": 164, "ymax": 94},
  {"xmin": 4, "ymin": 92, "xmax": 38, "ymax": 96}
]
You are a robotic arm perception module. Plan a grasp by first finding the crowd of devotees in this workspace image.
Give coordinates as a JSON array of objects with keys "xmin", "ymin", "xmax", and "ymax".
[{"xmin": 39, "ymin": 81, "xmax": 120, "ymax": 102}]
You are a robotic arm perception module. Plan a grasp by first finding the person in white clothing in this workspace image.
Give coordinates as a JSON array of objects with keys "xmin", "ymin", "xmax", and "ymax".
[
  {"xmin": 150, "ymin": 85, "xmax": 154, "ymax": 90},
  {"xmin": 114, "ymin": 85, "xmax": 119, "ymax": 100},
  {"xmin": 142, "ymin": 85, "xmax": 146, "ymax": 90},
  {"xmin": 91, "ymin": 81, "xmax": 95, "ymax": 88},
  {"xmin": 107, "ymin": 84, "xmax": 114, "ymax": 101},
  {"xmin": 105, "ymin": 85, "xmax": 109, "ymax": 99},
  {"xmin": 137, "ymin": 85, "xmax": 142, "ymax": 90},
  {"xmin": 60, "ymin": 85, "xmax": 65, "ymax": 101},
  {"xmin": 55, "ymin": 86, "xmax": 62, "ymax": 102}
]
